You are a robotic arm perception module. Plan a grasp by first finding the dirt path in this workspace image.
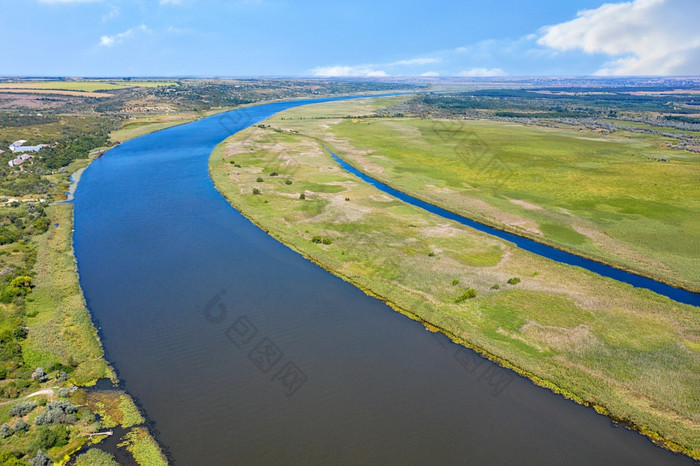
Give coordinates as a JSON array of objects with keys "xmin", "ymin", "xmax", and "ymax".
[{"xmin": 0, "ymin": 388, "xmax": 55, "ymax": 406}]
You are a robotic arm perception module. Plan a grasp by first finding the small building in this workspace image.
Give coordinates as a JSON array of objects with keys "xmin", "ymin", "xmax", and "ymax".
[
  {"xmin": 9, "ymin": 140, "xmax": 27, "ymax": 152},
  {"xmin": 9, "ymin": 140, "xmax": 47, "ymax": 153},
  {"xmin": 8, "ymin": 153, "xmax": 33, "ymax": 167}
]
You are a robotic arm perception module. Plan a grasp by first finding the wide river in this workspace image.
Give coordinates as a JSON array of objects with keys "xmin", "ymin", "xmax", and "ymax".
[{"xmin": 74, "ymin": 98, "xmax": 693, "ymax": 465}]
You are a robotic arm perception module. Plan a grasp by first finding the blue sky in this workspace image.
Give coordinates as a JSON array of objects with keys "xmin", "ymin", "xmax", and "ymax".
[{"xmin": 1, "ymin": 0, "xmax": 698, "ymax": 77}]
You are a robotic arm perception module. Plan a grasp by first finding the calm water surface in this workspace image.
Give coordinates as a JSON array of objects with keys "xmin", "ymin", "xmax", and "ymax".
[{"xmin": 73, "ymin": 99, "xmax": 693, "ymax": 464}]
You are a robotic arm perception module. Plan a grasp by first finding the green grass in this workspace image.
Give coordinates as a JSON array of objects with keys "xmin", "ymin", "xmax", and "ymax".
[
  {"xmin": 301, "ymin": 115, "xmax": 698, "ymax": 290},
  {"xmin": 23, "ymin": 204, "xmax": 111, "ymax": 385},
  {"xmin": 110, "ymin": 114, "xmax": 197, "ymax": 142},
  {"xmin": 118, "ymin": 427, "xmax": 168, "ymax": 466},
  {"xmin": 209, "ymin": 98, "xmax": 699, "ymax": 458}
]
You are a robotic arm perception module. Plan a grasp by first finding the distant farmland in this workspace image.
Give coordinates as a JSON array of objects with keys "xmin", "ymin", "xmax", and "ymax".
[{"xmin": 0, "ymin": 79, "xmax": 177, "ymax": 93}]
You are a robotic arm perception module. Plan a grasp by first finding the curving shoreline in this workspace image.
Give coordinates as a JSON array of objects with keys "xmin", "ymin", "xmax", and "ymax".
[{"xmin": 208, "ymin": 107, "xmax": 698, "ymax": 459}]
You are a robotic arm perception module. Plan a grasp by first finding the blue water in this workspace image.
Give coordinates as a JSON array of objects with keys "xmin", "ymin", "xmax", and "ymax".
[
  {"xmin": 73, "ymin": 97, "xmax": 694, "ymax": 464},
  {"xmin": 328, "ymin": 150, "xmax": 699, "ymax": 307}
]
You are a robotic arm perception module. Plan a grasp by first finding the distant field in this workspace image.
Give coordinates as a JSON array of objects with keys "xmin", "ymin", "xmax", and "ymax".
[
  {"xmin": 0, "ymin": 80, "xmax": 177, "ymax": 92},
  {"xmin": 209, "ymin": 97, "xmax": 699, "ymax": 457}
]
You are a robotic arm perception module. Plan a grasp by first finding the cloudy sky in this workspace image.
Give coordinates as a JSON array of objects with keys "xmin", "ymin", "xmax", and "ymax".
[{"xmin": 1, "ymin": 0, "xmax": 697, "ymax": 77}]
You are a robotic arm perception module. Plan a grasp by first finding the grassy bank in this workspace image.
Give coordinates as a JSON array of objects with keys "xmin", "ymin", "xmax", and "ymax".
[
  {"xmin": 209, "ymin": 98, "xmax": 699, "ymax": 458},
  {"xmin": 0, "ymin": 200, "xmax": 167, "ymax": 464},
  {"xmin": 281, "ymin": 109, "xmax": 698, "ymax": 291}
]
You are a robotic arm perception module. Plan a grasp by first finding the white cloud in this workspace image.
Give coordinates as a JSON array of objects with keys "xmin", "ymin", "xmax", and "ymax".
[
  {"xmin": 159, "ymin": 0, "xmax": 182, "ymax": 4},
  {"xmin": 311, "ymin": 55, "xmax": 439, "ymax": 78},
  {"xmin": 420, "ymin": 71, "xmax": 440, "ymax": 77},
  {"xmin": 99, "ymin": 24, "xmax": 151, "ymax": 47},
  {"xmin": 390, "ymin": 57, "xmax": 440, "ymax": 66},
  {"xmin": 102, "ymin": 4, "xmax": 119, "ymax": 21},
  {"xmin": 538, "ymin": 0, "xmax": 700, "ymax": 75},
  {"xmin": 311, "ymin": 65, "xmax": 388, "ymax": 78},
  {"xmin": 458, "ymin": 67, "xmax": 506, "ymax": 77}
]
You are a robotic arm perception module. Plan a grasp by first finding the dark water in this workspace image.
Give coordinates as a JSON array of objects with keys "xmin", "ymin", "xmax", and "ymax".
[
  {"xmin": 328, "ymin": 150, "xmax": 699, "ymax": 307},
  {"xmin": 73, "ymin": 99, "xmax": 693, "ymax": 465}
]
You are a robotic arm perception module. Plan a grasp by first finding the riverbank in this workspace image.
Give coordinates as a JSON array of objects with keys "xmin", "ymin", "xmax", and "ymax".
[
  {"xmin": 209, "ymin": 98, "xmax": 699, "ymax": 458},
  {"xmin": 17, "ymin": 155, "xmax": 168, "ymax": 464}
]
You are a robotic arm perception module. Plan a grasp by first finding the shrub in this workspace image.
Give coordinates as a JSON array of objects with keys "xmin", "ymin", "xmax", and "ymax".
[
  {"xmin": 35, "ymin": 401, "xmax": 77, "ymax": 425},
  {"xmin": 14, "ymin": 419, "xmax": 29, "ymax": 432},
  {"xmin": 299, "ymin": 193, "xmax": 306, "ymax": 200},
  {"xmin": 31, "ymin": 367, "xmax": 47, "ymax": 381},
  {"xmin": 269, "ymin": 171, "xmax": 278, "ymax": 176},
  {"xmin": 0, "ymin": 423, "xmax": 14, "ymax": 438},
  {"xmin": 234, "ymin": 164, "xmax": 241, "ymax": 168},
  {"xmin": 507, "ymin": 277, "xmax": 521, "ymax": 285},
  {"xmin": 252, "ymin": 188, "xmax": 261, "ymax": 195},
  {"xmin": 344, "ymin": 197, "xmax": 350, "ymax": 201},
  {"xmin": 256, "ymin": 177, "xmax": 264, "ymax": 182},
  {"xmin": 455, "ymin": 289, "xmax": 477, "ymax": 303},
  {"xmin": 491, "ymin": 284, "xmax": 500, "ymax": 290},
  {"xmin": 452, "ymin": 279, "xmax": 460, "ymax": 286},
  {"xmin": 311, "ymin": 235, "xmax": 322, "ymax": 244},
  {"xmin": 0, "ymin": 451, "xmax": 25, "ymax": 466},
  {"xmin": 10, "ymin": 276, "xmax": 32, "ymax": 290},
  {"xmin": 229, "ymin": 160, "xmax": 236, "ymax": 164},
  {"xmin": 29, "ymin": 450, "xmax": 51, "ymax": 466},
  {"xmin": 12, "ymin": 326, "xmax": 27, "ymax": 340},
  {"xmin": 285, "ymin": 179, "xmax": 292, "ymax": 185},
  {"xmin": 76, "ymin": 448, "xmax": 119, "ymax": 466},
  {"xmin": 32, "ymin": 425, "xmax": 69, "ymax": 451},
  {"xmin": 10, "ymin": 401, "xmax": 36, "ymax": 417},
  {"xmin": 428, "ymin": 252, "xmax": 435, "ymax": 257},
  {"xmin": 322, "ymin": 237, "xmax": 333, "ymax": 245},
  {"xmin": 48, "ymin": 362, "xmax": 74, "ymax": 373}
]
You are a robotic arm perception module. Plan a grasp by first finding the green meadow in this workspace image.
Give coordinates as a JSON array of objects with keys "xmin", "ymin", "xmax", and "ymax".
[
  {"xmin": 210, "ymin": 97, "xmax": 699, "ymax": 458},
  {"xmin": 318, "ymin": 112, "xmax": 699, "ymax": 291}
]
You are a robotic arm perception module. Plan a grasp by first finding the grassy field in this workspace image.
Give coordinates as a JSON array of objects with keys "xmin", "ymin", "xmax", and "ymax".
[
  {"xmin": 0, "ymin": 80, "xmax": 177, "ymax": 93},
  {"xmin": 210, "ymin": 97, "xmax": 699, "ymax": 458},
  {"xmin": 286, "ymin": 108, "xmax": 699, "ymax": 291},
  {"xmin": 110, "ymin": 114, "xmax": 197, "ymax": 142},
  {"xmin": 22, "ymin": 203, "xmax": 112, "ymax": 385}
]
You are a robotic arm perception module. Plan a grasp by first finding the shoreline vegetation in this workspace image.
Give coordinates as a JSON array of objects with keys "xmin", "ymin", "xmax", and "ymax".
[
  {"xmin": 209, "ymin": 97, "xmax": 699, "ymax": 459},
  {"xmin": 24, "ymin": 155, "xmax": 168, "ymax": 465}
]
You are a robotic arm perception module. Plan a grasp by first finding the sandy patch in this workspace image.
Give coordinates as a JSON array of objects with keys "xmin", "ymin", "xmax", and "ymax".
[
  {"xmin": 509, "ymin": 199, "xmax": 543, "ymax": 210},
  {"xmin": 369, "ymin": 194, "xmax": 395, "ymax": 202},
  {"xmin": 307, "ymin": 195, "xmax": 372, "ymax": 224},
  {"xmin": 419, "ymin": 224, "xmax": 465, "ymax": 238},
  {"xmin": 521, "ymin": 322, "xmax": 597, "ymax": 352}
]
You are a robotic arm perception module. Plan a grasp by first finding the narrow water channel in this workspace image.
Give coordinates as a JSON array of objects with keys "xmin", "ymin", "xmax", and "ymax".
[
  {"xmin": 328, "ymin": 150, "xmax": 699, "ymax": 306},
  {"xmin": 73, "ymin": 98, "xmax": 693, "ymax": 464}
]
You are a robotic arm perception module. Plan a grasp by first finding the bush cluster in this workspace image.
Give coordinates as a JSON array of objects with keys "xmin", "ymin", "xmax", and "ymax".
[
  {"xmin": 455, "ymin": 288, "xmax": 477, "ymax": 303},
  {"xmin": 34, "ymin": 401, "xmax": 78, "ymax": 425},
  {"xmin": 10, "ymin": 401, "xmax": 36, "ymax": 417}
]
